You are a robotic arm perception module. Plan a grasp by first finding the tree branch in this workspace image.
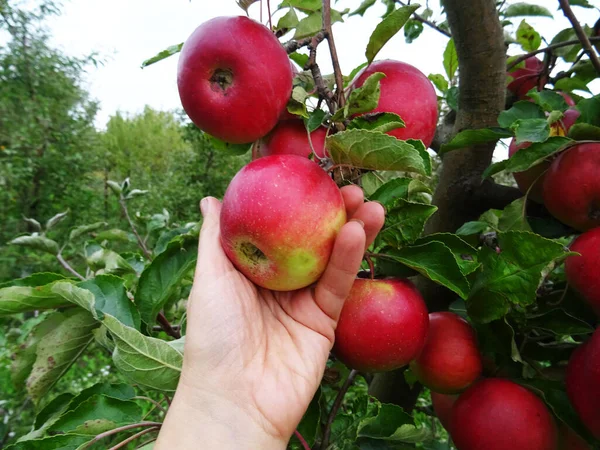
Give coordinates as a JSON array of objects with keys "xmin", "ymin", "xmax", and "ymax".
[
  {"xmin": 396, "ymin": 0, "xmax": 452, "ymax": 38},
  {"xmin": 157, "ymin": 312, "xmax": 181, "ymax": 339},
  {"xmin": 506, "ymin": 36, "xmax": 600, "ymax": 71},
  {"xmin": 320, "ymin": 369, "xmax": 358, "ymax": 450},
  {"xmin": 284, "ymin": 32, "xmax": 325, "ymax": 54},
  {"xmin": 558, "ymin": 0, "xmax": 600, "ymax": 76},
  {"xmin": 81, "ymin": 422, "xmax": 162, "ymax": 449},
  {"xmin": 322, "ymin": 0, "xmax": 345, "ymax": 108},
  {"xmin": 108, "ymin": 427, "xmax": 159, "ymax": 450},
  {"xmin": 307, "ymin": 38, "xmax": 335, "ymax": 113},
  {"xmin": 56, "ymin": 253, "xmax": 85, "ymax": 281},
  {"xmin": 119, "ymin": 197, "xmax": 153, "ymax": 260}
]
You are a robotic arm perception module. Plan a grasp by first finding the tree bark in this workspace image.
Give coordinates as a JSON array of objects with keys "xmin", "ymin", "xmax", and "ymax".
[{"xmin": 370, "ymin": 0, "xmax": 508, "ymax": 403}]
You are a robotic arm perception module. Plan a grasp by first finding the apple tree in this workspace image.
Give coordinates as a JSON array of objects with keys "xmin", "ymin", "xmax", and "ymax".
[{"xmin": 2, "ymin": 0, "xmax": 600, "ymax": 448}]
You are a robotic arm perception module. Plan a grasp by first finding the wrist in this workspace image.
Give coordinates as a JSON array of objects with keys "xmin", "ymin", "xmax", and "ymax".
[{"xmin": 155, "ymin": 381, "xmax": 286, "ymax": 450}]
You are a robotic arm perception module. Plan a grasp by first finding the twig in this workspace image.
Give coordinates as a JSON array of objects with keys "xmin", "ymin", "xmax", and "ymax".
[
  {"xmin": 284, "ymin": 33, "xmax": 325, "ymax": 54},
  {"xmin": 81, "ymin": 422, "xmax": 162, "ymax": 449},
  {"xmin": 56, "ymin": 253, "xmax": 85, "ymax": 281},
  {"xmin": 119, "ymin": 197, "xmax": 153, "ymax": 261},
  {"xmin": 157, "ymin": 312, "xmax": 181, "ymax": 339},
  {"xmin": 320, "ymin": 369, "xmax": 358, "ymax": 450},
  {"xmin": 396, "ymin": 0, "xmax": 451, "ymax": 37},
  {"xmin": 557, "ymin": 0, "xmax": 600, "ymax": 75},
  {"xmin": 506, "ymin": 36, "xmax": 600, "ymax": 70},
  {"xmin": 322, "ymin": 0, "xmax": 346, "ymax": 108},
  {"xmin": 107, "ymin": 427, "xmax": 160, "ymax": 450},
  {"xmin": 294, "ymin": 430, "xmax": 311, "ymax": 450},
  {"xmin": 134, "ymin": 396, "xmax": 169, "ymax": 415},
  {"xmin": 307, "ymin": 38, "xmax": 335, "ymax": 112},
  {"xmin": 267, "ymin": 0, "xmax": 272, "ymax": 31},
  {"xmin": 135, "ymin": 437, "xmax": 158, "ymax": 449}
]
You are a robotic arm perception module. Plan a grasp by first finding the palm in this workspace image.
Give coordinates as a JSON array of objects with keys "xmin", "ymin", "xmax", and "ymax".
[{"xmin": 182, "ymin": 186, "xmax": 384, "ymax": 440}]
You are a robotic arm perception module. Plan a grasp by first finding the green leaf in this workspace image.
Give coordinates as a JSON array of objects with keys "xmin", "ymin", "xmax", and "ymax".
[
  {"xmin": 500, "ymin": 136, "xmax": 572, "ymax": 174},
  {"xmin": 6, "ymin": 435, "xmax": 91, "ymax": 450},
  {"xmin": 326, "ymin": 129, "xmax": 430, "ymax": 174},
  {"xmin": 79, "ymin": 275, "xmax": 141, "ymax": 330},
  {"xmin": 287, "ymin": 85, "xmax": 310, "ymax": 118},
  {"xmin": 468, "ymin": 231, "xmax": 571, "ymax": 323},
  {"xmin": 569, "ymin": 0, "xmax": 593, "ymax": 7},
  {"xmin": 358, "ymin": 403, "xmax": 414, "ymax": 439},
  {"xmin": 347, "ymin": 112, "xmax": 405, "ymax": 133},
  {"xmin": 0, "ymin": 272, "xmax": 66, "ymax": 289},
  {"xmin": 378, "ymin": 200, "xmax": 437, "ymax": 246},
  {"xmin": 404, "ymin": 19, "xmax": 424, "ymax": 43},
  {"xmin": 350, "ymin": 0, "xmax": 377, "ymax": 16},
  {"xmin": 340, "ymin": 72, "xmax": 386, "ymax": 119},
  {"xmin": 306, "ymin": 109, "xmax": 327, "ymax": 132},
  {"xmin": 276, "ymin": 7, "xmax": 299, "ymax": 30},
  {"xmin": 26, "ymin": 308, "xmax": 98, "ymax": 404},
  {"xmin": 512, "ymin": 118, "xmax": 549, "ymax": 144},
  {"xmin": 503, "ymin": 3, "xmax": 552, "ymax": 18},
  {"xmin": 18, "ymin": 393, "xmax": 74, "ymax": 441},
  {"xmin": 346, "ymin": 62, "xmax": 369, "ymax": 86},
  {"xmin": 516, "ymin": 20, "xmax": 541, "ymax": 52},
  {"xmin": 365, "ymin": 4, "xmax": 420, "ymax": 64},
  {"xmin": 443, "ymin": 38, "xmax": 458, "ymax": 80},
  {"xmin": 206, "ymin": 134, "xmax": 252, "ymax": 154},
  {"xmin": 283, "ymin": 0, "xmax": 322, "ymax": 12},
  {"xmin": 95, "ymin": 229, "xmax": 131, "ymax": 243},
  {"xmin": 428, "ymin": 74, "xmax": 448, "ymax": 93},
  {"xmin": 236, "ymin": 0, "xmax": 260, "ymax": 11},
  {"xmin": 0, "ymin": 280, "xmax": 73, "ymax": 317},
  {"xmin": 136, "ymin": 233, "xmax": 197, "ymax": 326},
  {"xmin": 554, "ymin": 76, "xmax": 591, "ymax": 94},
  {"xmin": 9, "ymin": 235, "xmax": 59, "ymax": 255},
  {"xmin": 568, "ymin": 123, "xmax": 600, "ymax": 141},
  {"xmin": 370, "ymin": 177, "xmax": 431, "ymax": 208},
  {"xmin": 381, "ymin": 242, "xmax": 470, "ymax": 299},
  {"xmin": 575, "ymin": 94, "xmax": 600, "ymax": 127},
  {"xmin": 440, "ymin": 128, "xmax": 513, "ymax": 153},
  {"xmin": 294, "ymin": 10, "xmax": 345, "ymax": 39},
  {"xmin": 526, "ymin": 91, "xmax": 570, "ymax": 112},
  {"xmin": 498, "ymin": 101, "xmax": 545, "ymax": 128},
  {"xmin": 290, "ymin": 388, "xmax": 322, "ymax": 448},
  {"xmin": 415, "ymin": 233, "xmax": 480, "ymax": 275},
  {"xmin": 141, "ymin": 43, "xmax": 183, "ymax": 68},
  {"xmin": 498, "ymin": 197, "xmax": 531, "ymax": 231},
  {"xmin": 446, "ymin": 85, "xmax": 459, "ymax": 111},
  {"xmin": 45, "ymin": 211, "xmax": 69, "ymax": 231},
  {"xmin": 289, "ymin": 52, "xmax": 309, "ymax": 69},
  {"xmin": 52, "ymin": 283, "xmax": 183, "ymax": 391},
  {"xmin": 550, "ymin": 28, "xmax": 581, "ymax": 62},
  {"xmin": 527, "ymin": 309, "xmax": 593, "ymax": 335},
  {"xmin": 154, "ymin": 224, "xmax": 196, "ymax": 256},
  {"xmin": 85, "ymin": 245, "xmax": 136, "ymax": 276},
  {"xmin": 456, "ymin": 221, "xmax": 490, "ymax": 236},
  {"xmin": 69, "ymin": 222, "xmax": 107, "ymax": 241}
]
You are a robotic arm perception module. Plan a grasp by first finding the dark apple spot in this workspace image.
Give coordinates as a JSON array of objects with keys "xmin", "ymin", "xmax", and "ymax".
[
  {"xmin": 240, "ymin": 242, "xmax": 267, "ymax": 265},
  {"xmin": 210, "ymin": 68, "xmax": 234, "ymax": 93}
]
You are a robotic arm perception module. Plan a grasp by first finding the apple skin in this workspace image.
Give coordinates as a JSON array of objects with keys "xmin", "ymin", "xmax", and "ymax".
[
  {"xmin": 558, "ymin": 423, "xmax": 592, "ymax": 450},
  {"xmin": 542, "ymin": 143, "xmax": 600, "ymax": 231},
  {"xmin": 258, "ymin": 120, "xmax": 328, "ymax": 158},
  {"xmin": 565, "ymin": 228, "xmax": 600, "ymax": 314},
  {"xmin": 450, "ymin": 378, "xmax": 559, "ymax": 450},
  {"xmin": 508, "ymin": 56, "xmax": 547, "ymax": 99},
  {"xmin": 177, "ymin": 16, "xmax": 292, "ymax": 144},
  {"xmin": 566, "ymin": 331, "xmax": 600, "ymax": 439},
  {"xmin": 352, "ymin": 60, "xmax": 438, "ymax": 147},
  {"xmin": 220, "ymin": 155, "xmax": 346, "ymax": 291},
  {"xmin": 333, "ymin": 278, "xmax": 429, "ymax": 372},
  {"xmin": 410, "ymin": 312, "xmax": 482, "ymax": 394},
  {"xmin": 431, "ymin": 392, "xmax": 458, "ymax": 433}
]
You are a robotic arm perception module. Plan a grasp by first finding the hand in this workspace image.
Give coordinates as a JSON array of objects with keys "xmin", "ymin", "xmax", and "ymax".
[{"xmin": 156, "ymin": 185, "xmax": 385, "ymax": 449}]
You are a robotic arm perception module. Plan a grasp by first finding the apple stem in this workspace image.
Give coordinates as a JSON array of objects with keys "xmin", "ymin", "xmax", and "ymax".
[
  {"xmin": 294, "ymin": 430, "xmax": 311, "ymax": 450},
  {"xmin": 364, "ymin": 254, "xmax": 375, "ymax": 280},
  {"xmin": 320, "ymin": 369, "xmax": 359, "ymax": 450}
]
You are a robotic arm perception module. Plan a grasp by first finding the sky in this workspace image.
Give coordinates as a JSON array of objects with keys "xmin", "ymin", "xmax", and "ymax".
[{"xmin": 44, "ymin": 0, "xmax": 600, "ymax": 132}]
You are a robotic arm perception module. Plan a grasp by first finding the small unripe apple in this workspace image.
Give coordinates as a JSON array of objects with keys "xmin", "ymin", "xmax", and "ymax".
[
  {"xmin": 333, "ymin": 278, "xmax": 429, "ymax": 372},
  {"xmin": 450, "ymin": 378, "xmax": 559, "ymax": 450},
  {"xmin": 178, "ymin": 16, "xmax": 292, "ymax": 144},
  {"xmin": 220, "ymin": 155, "xmax": 346, "ymax": 291},
  {"xmin": 431, "ymin": 391, "xmax": 458, "ymax": 433},
  {"xmin": 566, "ymin": 330, "xmax": 600, "ymax": 439},
  {"xmin": 258, "ymin": 120, "xmax": 327, "ymax": 158},
  {"xmin": 565, "ymin": 228, "xmax": 600, "ymax": 314},
  {"xmin": 352, "ymin": 60, "xmax": 438, "ymax": 147},
  {"xmin": 507, "ymin": 56, "xmax": 547, "ymax": 99},
  {"xmin": 410, "ymin": 312, "xmax": 482, "ymax": 394},
  {"xmin": 542, "ymin": 143, "xmax": 600, "ymax": 231}
]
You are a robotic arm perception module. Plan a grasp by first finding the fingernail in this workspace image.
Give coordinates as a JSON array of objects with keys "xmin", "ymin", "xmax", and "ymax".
[
  {"xmin": 200, "ymin": 198, "xmax": 211, "ymax": 217},
  {"xmin": 350, "ymin": 218, "xmax": 365, "ymax": 228}
]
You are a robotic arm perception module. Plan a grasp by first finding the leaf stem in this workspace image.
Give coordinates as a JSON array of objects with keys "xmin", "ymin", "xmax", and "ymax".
[
  {"xmin": 294, "ymin": 429, "xmax": 311, "ymax": 450},
  {"xmin": 320, "ymin": 369, "xmax": 358, "ymax": 450},
  {"xmin": 82, "ymin": 422, "xmax": 162, "ymax": 449},
  {"xmin": 396, "ymin": 0, "xmax": 451, "ymax": 37},
  {"xmin": 56, "ymin": 252, "xmax": 85, "ymax": 281},
  {"xmin": 134, "ymin": 396, "xmax": 169, "ymax": 415},
  {"xmin": 107, "ymin": 426, "xmax": 160, "ymax": 450},
  {"xmin": 558, "ymin": 0, "xmax": 600, "ymax": 76},
  {"xmin": 157, "ymin": 312, "xmax": 181, "ymax": 339}
]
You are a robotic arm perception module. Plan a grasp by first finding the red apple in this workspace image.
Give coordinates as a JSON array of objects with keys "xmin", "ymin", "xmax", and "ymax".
[
  {"xmin": 410, "ymin": 312, "xmax": 482, "ymax": 394},
  {"xmin": 558, "ymin": 423, "xmax": 592, "ymax": 450},
  {"xmin": 431, "ymin": 391, "xmax": 458, "ymax": 433},
  {"xmin": 177, "ymin": 16, "xmax": 293, "ymax": 144},
  {"xmin": 450, "ymin": 378, "xmax": 559, "ymax": 450},
  {"xmin": 220, "ymin": 155, "xmax": 345, "ymax": 291},
  {"xmin": 566, "ymin": 331, "xmax": 600, "ymax": 439},
  {"xmin": 351, "ymin": 60, "xmax": 438, "ymax": 147},
  {"xmin": 258, "ymin": 120, "xmax": 328, "ymax": 159},
  {"xmin": 542, "ymin": 143, "xmax": 600, "ymax": 231},
  {"xmin": 565, "ymin": 228, "xmax": 600, "ymax": 314},
  {"xmin": 333, "ymin": 278, "xmax": 429, "ymax": 372},
  {"xmin": 508, "ymin": 56, "xmax": 547, "ymax": 99}
]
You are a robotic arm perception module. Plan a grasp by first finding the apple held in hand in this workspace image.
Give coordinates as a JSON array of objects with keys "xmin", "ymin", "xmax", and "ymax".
[
  {"xmin": 410, "ymin": 312, "xmax": 482, "ymax": 394},
  {"xmin": 177, "ymin": 16, "xmax": 293, "ymax": 144},
  {"xmin": 543, "ymin": 143, "xmax": 600, "ymax": 231},
  {"xmin": 351, "ymin": 60, "xmax": 438, "ymax": 148},
  {"xmin": 565, "ymin": 228, "xmax": 600, "ymax": 314},
  {"xmin": 450, "ymin": 378, "xmax": 558, "ymax": 450},
  {"xmin": 220, "ymin": 154, "xmax": 345, "ymax": 291},
  {"xmin": 333, "ymin": 278, "xmax": 429, "ymax": 372},
  {"xmin": 507, "ymin": 56, "xmax": 547, "ymax": 99},
  {"xmin": 257, "ymin": 120, "xmax": 328, "ymax": 158}
]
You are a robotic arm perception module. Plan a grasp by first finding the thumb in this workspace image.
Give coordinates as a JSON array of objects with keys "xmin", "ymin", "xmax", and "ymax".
[{"xmin": 195, "ymin": 197, "xmax": 230, "ymax": 277}]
